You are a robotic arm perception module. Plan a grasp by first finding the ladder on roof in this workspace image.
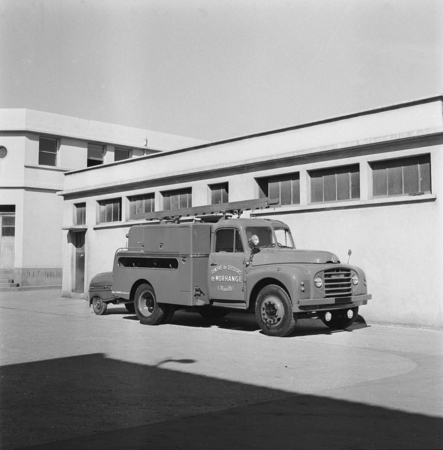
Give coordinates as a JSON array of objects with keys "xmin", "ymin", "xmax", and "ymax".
[{"xmin": 140, "ymin": 198, "xmax": 279, "ymax": 222}]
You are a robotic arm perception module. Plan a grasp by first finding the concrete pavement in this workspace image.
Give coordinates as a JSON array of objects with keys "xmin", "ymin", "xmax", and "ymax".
[{"xmin": 0, "ymin": 289, "xmax": 442, "ymax": 449}]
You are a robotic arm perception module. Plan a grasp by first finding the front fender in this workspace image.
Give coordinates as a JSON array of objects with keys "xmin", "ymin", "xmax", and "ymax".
[{"xmin": 246, "ymin": 264, "xmax": 309, "ymax": 307}]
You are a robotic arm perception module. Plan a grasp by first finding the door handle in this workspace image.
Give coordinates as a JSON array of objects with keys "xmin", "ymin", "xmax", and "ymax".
[{"xmin": 210, "ymin": 263, "xmax": 217, "ymax": 266}]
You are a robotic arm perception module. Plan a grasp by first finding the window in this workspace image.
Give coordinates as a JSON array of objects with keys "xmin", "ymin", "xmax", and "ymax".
[
  {"xmin": 210, "ymin": 183, "xmax": 229, "ymax": 204},
  {"xmin": 129, "ymin": 193, "xmax": 155, "ymax": 219},
  {"xmin": 1, "ymin": 216, "xmax": 15, "ymax": 237},
  {"xmin": 98, "ymin": 198, "xmax": 121, "ymax": 223},
  {"xmin": 162, "ymin": 188, "xmax": 192, "ymax": 210},
  {"xmin": 74, "ymin": 203, "xmax": 86, "ymax": 226},
  {"xmin": 372, "ymin": 155, "xmax": 431, "ymax": 197},
  {"xmin": 310, "ymin": 165, "xmax": 360, "ymax": 203},
  {"xmin": 114, "ymin": 148, "xmax": 132, "ymax": 162},
  {"xmin": 118, "ymin": 257, "xmax": 178, "ymax": 269},
  {"xmin": 38, "ymin": 137, "xmax": 58, "ymax": 166},
  {"xmin": 87, "ymin": 144, "xmax": 105, "ymax": 167},
  {"xmin": 257, "ymin": 173, "xmax": 300, "ymax": 205},
  {"xmin": 215, "ymin": 229, "xmax": 244, "ymax": 253}
]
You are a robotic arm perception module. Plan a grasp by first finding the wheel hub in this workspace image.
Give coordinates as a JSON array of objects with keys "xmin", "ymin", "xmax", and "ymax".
[
  {"xmin": 261, "ymin": 296, "xmax": 283, "ymax": 327},
  {"xmin": 140, "ymin": 293, "xmax": 155, "ymax": 316}
]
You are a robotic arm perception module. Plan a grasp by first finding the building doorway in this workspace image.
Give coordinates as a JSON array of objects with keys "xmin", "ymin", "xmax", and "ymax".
[{"xmin": 73, "ymin": 231, "xmax": 86, "ymax": 292}]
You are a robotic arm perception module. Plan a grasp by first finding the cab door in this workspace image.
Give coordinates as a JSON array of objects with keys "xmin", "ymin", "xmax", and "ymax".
[{"xmin": 208, "ymin": 228, "xmax": 246, "ymax": 301}]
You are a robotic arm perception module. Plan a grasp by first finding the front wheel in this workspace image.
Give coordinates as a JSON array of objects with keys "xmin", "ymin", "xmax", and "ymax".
[
  {"xmin": 321, "ymin": 307, "xmax": 359, "ymax": 329},
  {"xmin": 91, "ymin": 296, "xmax": 108, "ymax": 315},
  {"xmin": 255, "ymin": 285, "xmax": 296, "ymax": 337},
  {"xmin": 134, "ymin": 284, "xmax": 167, "ymax": 325}
]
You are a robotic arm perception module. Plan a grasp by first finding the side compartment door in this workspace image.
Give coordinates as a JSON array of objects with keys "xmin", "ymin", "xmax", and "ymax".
[{"xmin": 208, "ymin": 228, "xmax": 246, "ymax": 302}]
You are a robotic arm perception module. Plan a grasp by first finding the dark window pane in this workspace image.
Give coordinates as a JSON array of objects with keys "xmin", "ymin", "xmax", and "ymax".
[
  {"xmin": 403, "ymin": 158, "xmax": 419, "ymax": 194},
  {"xmin": 75, "ymin": 203, "xmax": 86, "ymax": 225},
  {"xmin": 292, "ymin": 177, "xmax": 300, "ymax": 204},
  {"xmin": 114, "ymin": 148, "xmax": 131, "ymax": 162},
  {"xmin": 170, "ymin": 193, "xmax": 179, "ymax": 210},
  {"xmin": 216, "ymin": 229, "xmax": 234, "ymax": 252},
  {"xmin": 180, "ymin": 192, "xmax": 188, "ymax": 209},
  {"xmin": 336, "ymin": 169, "xmax": 350, "ymax": 201},
  {"xmin": 38, "ymin": 151, "xmax": 57, "ymax": 166},
  {"xmin": 373, "ymin": 162, "xmax": 387, "ymax": 196},
  {"xmin": 419, "ymin": 155, "xmax": 431, "ymax": 193},
  {"xmin": 269, "ymin": 179, "xmax": 280, "ymax": 202},
  {"xmin": 257, "ymin": 179, "xmax": 268, "ymax": 198},
  {"xmin": 324, "ymin": 170, "xmax": 336, "ymax": 202},
  {"xmin": 87, "ymin": 159, "xmax": 103, "ymax": 167},
  {"xmin": 351, "ymin": 169, "xmax": 360, "ymax": 199},
  {"xmin": 387, "ymin": 161, "xmax": 403, "ymax": 196},
  {"xmin": 280, "ymin": 178, "xmax": 291, "ymax": 205},
  {"xmin": 221, "ymin": 185, "xmax": 229, "ymax": 203},
  {"xmin": 311, "ymin": 173, "xmax": 323, "ymax": 202},
  {"xmin": 2, "ymin": 216, "xmax": 15, "ymax": 226},
  {"xmin": 212, "ymin": 188, "xmax": 221, "ymax": 204},
  {"xmin": 88, "ymin": 145, "xmax": 104, "ymax": 159},
  {"xmin": 2, "ymin": 227, "xmax": 14, "ymax": 237}
]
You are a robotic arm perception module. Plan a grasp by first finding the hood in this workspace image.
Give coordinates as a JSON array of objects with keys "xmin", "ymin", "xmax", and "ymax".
[{"xmin": 252, "ymin": 249, "xmax": 340, "ymax": 266}]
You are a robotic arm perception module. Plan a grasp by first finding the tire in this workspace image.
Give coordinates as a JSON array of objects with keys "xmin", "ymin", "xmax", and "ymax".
[
  {"xmin": 92, "ymin": 296, "xmax": 108, "ymax": 315},
  {"xmin": 124, "ymin": 302, "xmax": 135, "ymax": 313},
  {"xmin": 134, "ymin": 284, "xmax": 167, "ymax": 325},
  {"xmin": 198, "ymin": 306, "xmax": 229, "ymax": 319},
  {"xmin": 321, "ymin": 307, "xmax": 359, "ymax": 330},
  {"xmin": 255, "ymin": 285, "xmax": 296, "ymax": 337}
]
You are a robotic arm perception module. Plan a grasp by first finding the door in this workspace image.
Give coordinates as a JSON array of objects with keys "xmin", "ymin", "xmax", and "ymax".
[
  {"xmin": 208, "ymin": 228, "xmax": 246, "ymax": 301},
  {"xmin": 74, "ymin": 232, "xmax": 86, "ymax": 292},
  {"xmin": 0, "ymin": 215, "xmax": 15, "ymax": 269}
]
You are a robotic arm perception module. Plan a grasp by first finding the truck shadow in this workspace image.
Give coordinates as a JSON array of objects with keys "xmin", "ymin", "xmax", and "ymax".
[
  {"xmin": 1, "ymin": 353, "xmax": 441, "ymax": 449},
  {"xmin": 119, "ymin": 309, "xmax": 369, "ymax": 337}
]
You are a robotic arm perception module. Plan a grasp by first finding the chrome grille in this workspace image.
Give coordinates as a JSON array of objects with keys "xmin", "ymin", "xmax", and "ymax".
[{"xmin": 324, "ymin": 268, "xmax": 352, "ymax": 298}]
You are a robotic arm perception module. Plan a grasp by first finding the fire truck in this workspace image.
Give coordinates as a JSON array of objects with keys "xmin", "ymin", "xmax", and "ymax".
[{"xmin": 88, "ymin": 199, "xmax": 371, "ymax": 337}]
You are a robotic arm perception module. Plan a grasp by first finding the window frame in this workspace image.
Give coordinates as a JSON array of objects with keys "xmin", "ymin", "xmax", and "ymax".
[
  {"xmin": 214, "ymin": 228, "xmax": 244, "ymax": 253},
  {"xmin": 87, "ymin": 144, "xmax": 105, "ymax": 167},
  {"xmin": 161, "ymin": 188, "xmax": 192, "ymax": 211},
  {"xmin": 74, "ymin": 203, "xmax": 86, "ymax": 226},
  {"xmin": 114, "ymin": 147, "xmax": 132, "ymax": 162},
  {"xmin": 309, "ymin": 164, "xmax": 360, "ymax": 204},
  {"xmin": 97, "ymin": 198, "xmax": 122, "ymax": 224},
  {"xmin": 209, "ymin": 182, "xmax": 229, "ymax": 205},
  {"xmin": 128, "ymin": 193, "xmax": 155, "ymax": 219},
  {"xmin": 257, "ymin": 172, "xmax": 300, "ymax": 205},
  {"xmin": 38, "ymin": 136, "xmax": 59, "ymax": 167},
  {"xmin": 371, "ymin": 154, "xmax": 431, "ymax": 198}
]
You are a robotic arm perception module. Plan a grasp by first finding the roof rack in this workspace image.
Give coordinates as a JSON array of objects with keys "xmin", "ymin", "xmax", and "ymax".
[{"xmin": 141, "ymin": 198, "xmax": 279, "ymax": 223}]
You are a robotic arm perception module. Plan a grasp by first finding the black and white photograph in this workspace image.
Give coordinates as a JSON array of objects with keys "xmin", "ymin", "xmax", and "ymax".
[{"xmin": 0, "ymin": 0, "xmax": 442, "ymax": 448}]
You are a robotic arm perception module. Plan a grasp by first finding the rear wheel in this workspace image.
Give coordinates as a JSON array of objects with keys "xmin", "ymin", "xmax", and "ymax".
[
  {"xmin": 91, "ymin": 296, "xmax": 108, "ymax": 315},
  {"xmin": 134, "ymin": 284, "xmax": 167, "ymax": 325},
  {"xmin": 321, "ymin": 307, "xmax": 359, "ymax": 329},
  {"xmin": 255, "ymin": 285, "xmax": 296, "ymax": 337}
]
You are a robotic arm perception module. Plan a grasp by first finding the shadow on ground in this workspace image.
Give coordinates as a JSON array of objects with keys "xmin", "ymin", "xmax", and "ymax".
[
  {"xmin": 1, "ymin": 353, "xmax": 441, "ymax": 449},
  {"xmin": 114, "ymin": 306, "xmax": 369, "ymax": 337}
]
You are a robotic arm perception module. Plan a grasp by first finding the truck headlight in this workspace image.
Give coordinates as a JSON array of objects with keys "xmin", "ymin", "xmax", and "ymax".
[
  {"xmin": 351, "ymin": 274, "xmax": 359, "ymax": 285},
  {"xmin": 314, "ymin": 277, "xmax": 323, "ymax": 288}
]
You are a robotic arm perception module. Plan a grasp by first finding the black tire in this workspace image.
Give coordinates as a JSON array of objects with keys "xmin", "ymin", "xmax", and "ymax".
[
  {"xmin": 198, "ymin": 306, "xmax": 229, "ymax": 319},
  {"xmin": 321, "ymin": 307, "xmax": 359, "ymax": 329},
  {"xmin": 124, "ymin": 302, "xmax": 135, "ymax": 313},
  {"xmin": 255, "ymin": 285, "xmax": 296, "ymax": 337},
  {"xmin": 134, "ymin": 284, "xmax": 166, "ymax": 325},
  {"xmin": 92, "ymin": 296, "xmax": 108, "ymax": 315}
]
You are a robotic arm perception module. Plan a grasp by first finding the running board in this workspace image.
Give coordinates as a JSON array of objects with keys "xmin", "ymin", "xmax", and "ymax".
[{"xmin": 212, "ymin": 301, "xmax": 247, "ymax": 310}]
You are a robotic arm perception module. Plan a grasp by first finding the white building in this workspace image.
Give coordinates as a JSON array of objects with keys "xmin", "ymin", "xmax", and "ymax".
[
  {"xmin": 59, "ymin": 96, "xmax": 443, "ymax": 329},
  {"xmin": 0, "ymin": 109, "xmax": 206, "ymax": 290}
]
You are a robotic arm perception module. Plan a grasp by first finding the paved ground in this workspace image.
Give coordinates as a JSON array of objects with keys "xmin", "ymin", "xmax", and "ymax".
[{"xmin": 0, "ymin": 289, "xmax": 442, "ymax": 449}]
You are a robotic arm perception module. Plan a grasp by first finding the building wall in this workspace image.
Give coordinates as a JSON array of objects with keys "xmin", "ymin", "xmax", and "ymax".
[
  {"xmin": 60, "ymin": 98, "xmax": 443, "ymax": 328},
  {"xmin": 0, "ymin": 109, "xmax": 207, "ymax": 288}
]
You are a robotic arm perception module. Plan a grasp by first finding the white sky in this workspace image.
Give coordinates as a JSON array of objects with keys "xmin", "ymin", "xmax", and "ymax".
[{"xmin": 1, "ymin": 0, "xmax": 442, "ymax": 141}]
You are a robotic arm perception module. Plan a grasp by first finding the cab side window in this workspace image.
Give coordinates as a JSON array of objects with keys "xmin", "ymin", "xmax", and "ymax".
[{"xmin": 215, "ymin": 229, "xmax": 244, "ymax": 253}]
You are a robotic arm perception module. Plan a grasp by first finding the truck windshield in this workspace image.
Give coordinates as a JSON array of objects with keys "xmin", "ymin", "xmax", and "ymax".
[
  {"xmin": 246, "ymin": 226, "xmax": 295, "ymax": 249},
  {"xmin": 274, "ymin": 227, "xmax": 295, "ymax": 248}
]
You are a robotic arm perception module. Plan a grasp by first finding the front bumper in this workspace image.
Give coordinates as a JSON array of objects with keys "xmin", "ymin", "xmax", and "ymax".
[{"xmin": 295, "ymin": 294, "xmax": 371, "ymax": 312}]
